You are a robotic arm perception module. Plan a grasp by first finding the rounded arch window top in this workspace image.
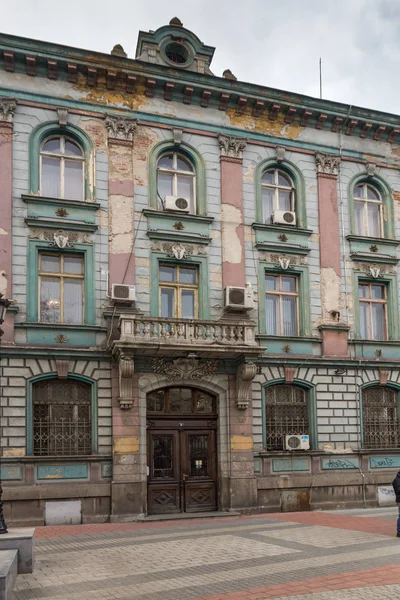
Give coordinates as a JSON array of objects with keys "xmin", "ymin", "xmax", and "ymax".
[
  {"xmin": 40, "ymin": 134, "xmax": 85, "ymax": 201},
  {"xmin": 353, "ymin": 181, "xmax": 383, "ymax": 237},
  {"xmin": 157, "ymin": 151, "xmax": 196, "ymax": 213},
  {"xmin": 147, "ymin": 387, "xmax": 215, "ymax": 414},
  {"xmin": 261, "ymin": 167, "xmax": 295, "ymax": 223},
  {"xmin": 160, "ymin": 38, "xmax": 194, "ymax": 68}
]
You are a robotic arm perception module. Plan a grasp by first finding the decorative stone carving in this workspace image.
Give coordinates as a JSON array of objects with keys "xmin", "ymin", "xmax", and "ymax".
[
  {"xmin": 152, "ymin": 357, "xmax": 218, "ymax": 381},
  {"xmin": 57, "ymin": 108, "xmax": 68, "ymax": 127},
  {"xmin": 118, "ymin": 356, "xmax": 134, "ymax": 409},
  {"xmin": 236, "ymin": 362, "xmax": 257, "ymax": 410},
  {"xmin": 263, "ymin": 253, "xmax": 306, "ymax": 267},
  {"xmin": 278, "ymin": 257, "xmax": 291, "ymax": 270},
  {"xmin": 0, "ymin": 98, "xmax": 16, "ymax": 123},
  {"xmin": 284, "ymin": 366, "xmax": 296, "ymax": 383},
  {"xmin": 151, "ymin": 241, "xmax": 206, "ymax": 256},
  {"xmin": 218, "ymin": 134, "xmax": 247, "ymax": 160},
  {"xmin": 315, "ymin": 152, "xmax": 341, "ymax": 176},
  {"xmin": 106, "ymin": 116, "xmax": 137, "ymax": 142},
  {"xmin": 172, "ymin": 127, "xmax": 183, "ymax": 145},
  {"xmin": 28, "ymin": 229, "xmax": 93, "ymax": 244},
  {"xmin": 379, "ymin": 369, "xmax": 389, "ymax": 385},
  {"xmin": 353, "ymin": 262, "xmax": 394, "ymax": 277},
  {"xmin": 52, "ymin": 231, "xmax": 73, "ymax": 248},
  {"xmin": 56, "ymin": 360, "xmax": 69, "ymax": 379},
  {"xmin": 366, "ymin": 162, "xmax": 377, "ymax": 177},
  {"xmin": 55, "ymin": 334, "xmax": 68, "ymax": 344},
  {"xmin": 275, "ymin": 146, "xmax": 285, "ymax": 162}
]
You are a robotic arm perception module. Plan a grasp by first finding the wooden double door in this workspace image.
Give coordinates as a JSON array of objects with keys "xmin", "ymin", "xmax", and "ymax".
[{"xmin": 147, "ymin": 421, "xmax": 217, "ymax": 514}]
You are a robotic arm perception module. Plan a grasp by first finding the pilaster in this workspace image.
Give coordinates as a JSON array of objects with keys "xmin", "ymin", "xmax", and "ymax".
[
  {"xmin": 218, "ymin": 134, "xmax": 247, "ymax": 288},
  {"xmin": 106, "ymin": 116, "xmax": 137, "ymax": 288},
  {"xmin": 0, "ymin": 98, "xmax": 16, "ymax": 343},
  {"xmin": 315, "ymin": 152, "xmax": 349, "ymax": 357}
]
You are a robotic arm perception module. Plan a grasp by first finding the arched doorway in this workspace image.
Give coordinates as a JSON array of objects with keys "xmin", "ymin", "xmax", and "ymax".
[{"xmin": 146, "ymin": 386, "xmax": 218, "ymax": 514}]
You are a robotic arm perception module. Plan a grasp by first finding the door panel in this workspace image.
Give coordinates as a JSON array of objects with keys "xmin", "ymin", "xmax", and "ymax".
[
  {"xmin": 183, "ymin": 431, "xmax": 217, "ymax": 512},
  {"xmin": 147, "ymin": 430, "xmax": 180, "ymax": 514}
]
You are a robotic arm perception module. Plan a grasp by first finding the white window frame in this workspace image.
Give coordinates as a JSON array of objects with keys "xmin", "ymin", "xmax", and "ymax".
[
  {"xmin": 354, "ymin": 183, "xmax": 383, "ymax": 238},
  {"xmin": 358, "ymin": 281, "xmax": 388, "ymax": 340},
  {"xmin": 261, "ymin": 168, "xmax": 295, "ymax": 222},
  {"xmin": 157, "ymin": 152, "xmax": 196, "ymax": 213},
  {"xmin": 40, "ymin": 135, "xmax": 85, "ymax": 200},
  {"xmin": 265, "ymin": 273, "xmax": 299, "ymax": 336}
]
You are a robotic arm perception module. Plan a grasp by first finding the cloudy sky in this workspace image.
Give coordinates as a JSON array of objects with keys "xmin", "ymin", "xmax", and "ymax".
[{"xmin": 2, "ymin": 0, "xmax": 399, "ymax": 115}]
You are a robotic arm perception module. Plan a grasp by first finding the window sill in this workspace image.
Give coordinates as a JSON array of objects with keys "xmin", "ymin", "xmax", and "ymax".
[
  {"xmin": 252, "ymin": 222, "xmax": 312, "ymax": 255},
  {"xmin": 143, "ymin": 208, "xmax": 213, "ymax": 245},
  {"xmin": 347, "ymin": 234, "xmax": 400, "ymax": 264},
  {"xmin": 256, "ymin": 335, "xmax": 321, "ymax": 357},
  {"xmin": 143, "ymin": 208, "xmax": 214, "ymax": 224},
  {"xmin": 15, "ymin": 322, "xmax": 107, "ymax": 346},
  {"xmin": 22, "ymin": 194, "xmax": 100, "ymax": 210}
]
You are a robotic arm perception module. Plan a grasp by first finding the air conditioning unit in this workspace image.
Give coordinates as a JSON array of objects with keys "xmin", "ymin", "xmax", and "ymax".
[
  {"xmin": 164, "ymin": 195, "xmax": 190, "ymax": 212},
  {"xmin": 285, "ymin": 434, "xmax": 310, "ymax": 451},
  {"xmin": 224, "ymin": 286, "xmax": 254, "ymax": 311},
  {"xmin": 272, "ymin": 210, "xmax": 296, "ymax": 226},
  {"xmin": 111, "ymin": 284, "xmax": 136, "ymax": 303}
]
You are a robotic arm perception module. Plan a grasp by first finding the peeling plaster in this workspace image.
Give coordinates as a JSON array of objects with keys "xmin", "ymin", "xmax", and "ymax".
[
  {"xmin": 0, "ymin": 227, "xmax": 7, "ymax": 235},
  {"xmin": 227, "ymin": 109, "xmax": 301, "ymax": 140},
  {"xmin": 132, "ymin": 127, "xmax": 159, "ymax": 187},
  {"xmin": 221, "ymin": 204, "xmax": 242, "ymax": 264},
  {"xmin": 243, "ymin": 164, "xmax": 255, "ymax": 181},
  {"xmin": 79, "ymin": 117, "xmax": 107, "ymax": 151},
  {"xmin": 109, "ymin": 195, "xmax": 134, "ymax": 254},
  {"xmin": 0, "ymin": 270, "xmax": 7, "ymax": 295},
  {"xmin": 97, "ymin": 209, "xmax": 109, "ymax": 229},
  {"xmin": 109, "ymin": 145, "xmax": 133, "ymax": 180},
  {"xmin": 321, "ymin": 266, "xmax": 341, "ymax": 318}
]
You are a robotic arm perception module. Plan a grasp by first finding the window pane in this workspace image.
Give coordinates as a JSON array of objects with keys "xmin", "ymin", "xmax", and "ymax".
[
  {"xmin": 42, "ymin": 138, "xmax": 61, "ymax": 153},
  {"xmin": 262, "ymin": 170, "xmax": 274, "ymax": 184},
  {"xmin": 367, "ymin": 203, "xmax": 380, "ymax": 237},
  {"xmin": 176, "ymin": 156, "xmax": 193, "ymax": 172},
  {"xmin": 159, "ymin": 265, "xmax": 176, "ymax": 283},
  {"xmin": 277, "ymin": 172, "xmax": 291, "ymax": 186},
  {"xmin": 42, "ymin": 156, "xmax": 60, "ymax": 198},
  {"xmin": 282, "ymin": 296, "xmax": 297, "ymax": 336},
  {"xmin": 266, "ymin": 294, "xmax": 278, "ymax": 335},
  {"xmin": 64, "ymin": 160, "xmax": 84, "ymax": 201},
  {"xmin": 64, "ymin": 140, "xmax": 83, "ymax": 157},
  {"xmin": 358, "ymin": 284, "xmax": 368, "ymax": 299},
  {"xmin": 157, "ymin": 172, "xmax": 173, "ymax": 203},
  {"xmin": 366, "ymin": 186, "xmax": 379, "ymax": 200},
  {"xmin": 147, "ymin": 391, "xmax": 165, "ymax": 412},
  {"xmin": 40, "ymin": 277, "xmax": 61, "ymax": 323},
  {"xmin": 196, "ymin": 392, "xmax": 213, "ymax": 413},
  {"xmin": 278, "ymin": 190, "xmax": 291, "ymax": 211},
  {"xmin": 353, "ymin": 185, "xmax": 363, "ymax": 199},
  {"xmin": 169, "ymin": 388, "xmax": 193, "ymax": 412},
  {"xmin": 281, "ymin": 277, "xmax": 296, "ymax": 293},
  {"xmin": 372, "ymin": 302, "xmax": 385, "ymax": 340},
  {"xmin": 262, "ymin": 188, "xmax": 274, "ymax": 221},
  {"xmin": 63, "ymin": 256, "xmax": 84, "ymax": 275},
  {"xmin": 354, "ymin": 202, "xmax": 364, "ymax": 236},
  {"xmin": 161, "ymin": 288, "xmax": 174, "ymax": 317},
  {"xmin": 359, "ymin": 302, "xmax": 369, "ymax": 339},
  {"xmin": 64, "ymin": 279, "xmax": 83, "ymax": 324},
  {"xmin": 41, "ymin": 255, "xmax": 61, "ymax": 273},
  {"xmin": 158, "ymin": 155, "xmax": 173, "ymax": 169},
  {"xmin": 177, "ymin": 175, "xmax": 194, "ymax": 207},
  {"xmin": 181, "ymin": 290, "xmax": 195, "ymax": 318},
  {"xmin": 179, "ymin": 268, "xmax": 196, "ymax": 285},
  {"xmin": 265, "ymin": 275, "xmax": 277, "ymax": 291},
  {"xmin": 371, "ymin": 285, "xmax": 384, "ymax": 299}
]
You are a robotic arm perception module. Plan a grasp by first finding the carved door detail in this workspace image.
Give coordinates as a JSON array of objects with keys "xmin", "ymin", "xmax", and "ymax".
[{"xmin": 147, "ymin": 426, "xmax": 217, "ymax": 514}]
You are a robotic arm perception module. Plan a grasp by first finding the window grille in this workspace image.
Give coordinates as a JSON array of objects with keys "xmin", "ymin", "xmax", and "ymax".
[
  {"xmin": 362, "ymin": 386, "xmax": 398, "ymax": 449},
  {"xmin": 265, "ymin": 384, "xmax": 309, "ymax": 451},
  {"xmin": 33, "ymin": 379, "xmax": 92, "ymax": 456}
]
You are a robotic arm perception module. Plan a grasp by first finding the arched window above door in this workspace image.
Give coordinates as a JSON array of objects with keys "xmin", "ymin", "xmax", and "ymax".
[{"xmin": 147, "ymin": 387, "xmax": 215, "ymax": 414}]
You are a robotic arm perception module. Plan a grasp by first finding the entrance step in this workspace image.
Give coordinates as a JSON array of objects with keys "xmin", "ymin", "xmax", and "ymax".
[
  {"xmin": 142, "ymin": 511, "xmax": 241, "ymax": 522},
  {"xmin": 0, "ymin": 549, "xmax": 18, "ymax": 600}
]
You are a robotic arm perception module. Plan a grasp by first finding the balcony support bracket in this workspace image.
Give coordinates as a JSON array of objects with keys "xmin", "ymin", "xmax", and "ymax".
[{"xmin": 236, "ymin": 362, "xmax": 257, "ymax": 410}]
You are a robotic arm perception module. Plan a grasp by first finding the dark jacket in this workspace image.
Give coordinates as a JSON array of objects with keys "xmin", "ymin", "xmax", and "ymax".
[{"xmin": 392, "ymin": 471, "xmax": 400, "ymax": 502}]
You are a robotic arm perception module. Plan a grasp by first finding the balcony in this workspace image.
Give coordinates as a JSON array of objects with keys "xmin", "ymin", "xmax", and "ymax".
[{"xmin": 114, "ymin": 314, "xmax": 263, "ymax": 358}]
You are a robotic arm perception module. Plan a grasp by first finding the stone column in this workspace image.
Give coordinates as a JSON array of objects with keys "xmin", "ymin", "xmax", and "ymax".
[
  {"xmin": 316, "ymin": 153, "xmax": 349, "ymax": 356},
  {"xmin": 218, "ymin": 134, "xmax": 247, "ymax": 289},
  {"xmin": 106, "ymin": 116, "xmax": 137, "ymax": 287},
  {"xmin": 229, "ymin": 362, "xmax": 258, "ymax": 510},
  {"xmin": 0, "ymin": 99, "xmax": 16, "ymax": 343}
]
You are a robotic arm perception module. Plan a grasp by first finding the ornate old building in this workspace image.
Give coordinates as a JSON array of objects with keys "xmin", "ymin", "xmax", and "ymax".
[{"xmin": 1, "ymin": 19, "xmax": 400, "ymax": 524}]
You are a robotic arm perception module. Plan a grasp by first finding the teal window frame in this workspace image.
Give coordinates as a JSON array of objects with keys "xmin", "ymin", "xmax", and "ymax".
[
  {"xmin": 261, "ymin": 379, "xmax": 317, "ymax": 450},
  {"xmin": 255, "ymin": 158, "xmax": 307, "ymax": 228},
  {"xmin": 27, "ymin": 240, "xmax": 96, "ymax": 325},
  {"xmin": 348, "ymin": 174, "xmax": 394, "ymax": 239},
  {"xmin": 359, "ymin": 382, "xmax": 400, "ymax": 449},
  {"xmin": 29, "ymin": 121, "xmax": 94, "ymax": 201},
  {"xmin": 149, "ymin": 140, "xmax": 207, "ymax": 216},
  {"xmin": 150, "ymin": 252, "xmax": 210, "ymax": 319},
  {"xmin": 26, "ymin": 373, "xmax": 98, "ymax": 456},
  {"xmin": 352, "ymin": 272, "xmax": 399, "ymax": 340},
  {"xmin": 258, "ymin": 262, "xmax": 311, "ymax": 337}
]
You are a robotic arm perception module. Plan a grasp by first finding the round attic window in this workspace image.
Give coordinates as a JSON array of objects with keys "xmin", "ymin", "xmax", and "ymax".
[{"xmin": 165, "ymin": 42, "xmax": 189, "ymax": 65}]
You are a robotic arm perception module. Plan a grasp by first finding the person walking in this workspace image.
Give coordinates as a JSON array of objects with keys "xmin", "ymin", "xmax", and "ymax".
[{"xmin": 392, "ymin": 471, "xmax": 400, "ymax": 537}]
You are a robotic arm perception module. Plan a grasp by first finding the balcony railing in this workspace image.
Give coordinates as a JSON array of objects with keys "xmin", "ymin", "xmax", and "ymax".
[{"xmin": 117, "ymin": 315, "xmax": 260, "ymax": 355}]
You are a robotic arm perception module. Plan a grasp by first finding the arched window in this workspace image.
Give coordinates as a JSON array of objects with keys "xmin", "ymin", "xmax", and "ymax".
[
  {"xmin": 156, "ymin": 152, "xmax": 196, "ymax": 213},
  {"xmin": 32, "ymin": 379, "xmax": 92, "ymax": 456},
  {"xmin": 354, "ymin": 183, "xmax": 382, "ymax": 237},
  {"xmin": 147, "ymin": 387, "xmax": 215, "ymax": 414},
  {"xmin": 362, "ymin": 386, "xmax": 398, "ymax": 449},
  {"xmin": 40, "ymin": 135, "xmax": 85, "ymax": 200},
  {"xmin": 265, "ymin": 384, "xmax": 309, "ymax": 450},
  {"xmin": 261, "ymin": 168, "xmax": 295, "ymax": 223}
]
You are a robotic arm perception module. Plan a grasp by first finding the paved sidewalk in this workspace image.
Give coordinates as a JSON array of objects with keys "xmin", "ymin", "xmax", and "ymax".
[{"xmin": 10, "ymin": 507, "xmax": 400, "ymax": 599}]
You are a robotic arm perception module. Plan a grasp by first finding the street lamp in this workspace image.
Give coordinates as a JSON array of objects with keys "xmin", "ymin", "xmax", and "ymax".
[{"xmin": 0, "ymin": 293, "xmax": 11, "ymax": 534}]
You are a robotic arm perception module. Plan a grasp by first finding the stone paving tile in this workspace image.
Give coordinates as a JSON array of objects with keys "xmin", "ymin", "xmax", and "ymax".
[
  {"xmin": 256, "ymin": 524, "xmax": 390, "ymax": 547},
  {"xmin": 272, "ymin": 587, "xmax": 400, "ymax": 599}
]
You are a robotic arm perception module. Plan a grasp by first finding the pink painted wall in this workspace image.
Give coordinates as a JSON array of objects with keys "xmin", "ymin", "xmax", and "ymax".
[
  {"xmin": 317, "ymin": 174, "xmax": 341, "ymax": 276},
  {"xmin": 0, "ymin": 122, "xmax": 14, "ymax": 342},
  {"xmin": 220, "ymin": 158, "xmax": 246, "ymax": 288}
]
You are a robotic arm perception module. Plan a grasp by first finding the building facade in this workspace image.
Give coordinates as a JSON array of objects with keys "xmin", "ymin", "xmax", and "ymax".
[{"xmin": 1, "ymin": 19, "xmax": 400, "ymax": 525}]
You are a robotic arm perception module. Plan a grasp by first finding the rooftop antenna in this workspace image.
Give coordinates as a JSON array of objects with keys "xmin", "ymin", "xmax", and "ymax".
[{"xmin": 319, "ymin": 57, "xmax": 323, "ymax": 99}]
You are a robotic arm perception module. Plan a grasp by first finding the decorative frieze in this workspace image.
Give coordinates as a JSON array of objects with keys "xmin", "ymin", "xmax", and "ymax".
[
  {"xmin": 259, "ymin": 252, "xmax": 306, "ymax": 267},
  {"xmin": 0, "ymin": 98, "xmax": 16, "ymax": 123},
  {"xmin": 236, "ymin": 362, "xmax": 257, "ymax": 410},
  {"xmin": 353, "ymin": 262, "xmax": 395, "ymax": 277},
  {"xmin": 152, "ymin": 357, "xmax": 218, "ymax": 381},
  {"xmin": 218, "ymin": 134, "xmax": 247, "ymax": 160},
  {"xmin": 315, "ymin": 152, "xmax": 341, "ymax": 176},
  {"xmin": 118, "ymin": 356, "xmax": 134, "ymax": 409},
  {"xmin": 151, "ymin": 241, "xmax": 207, "ymax": 256},
  {"xmin": 28, "ymin": 228, "xmax": 93, "ymax": 245},
  {"xmin": 106, "ymin": 115, "xmax": 137, "ymax": 144}
]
